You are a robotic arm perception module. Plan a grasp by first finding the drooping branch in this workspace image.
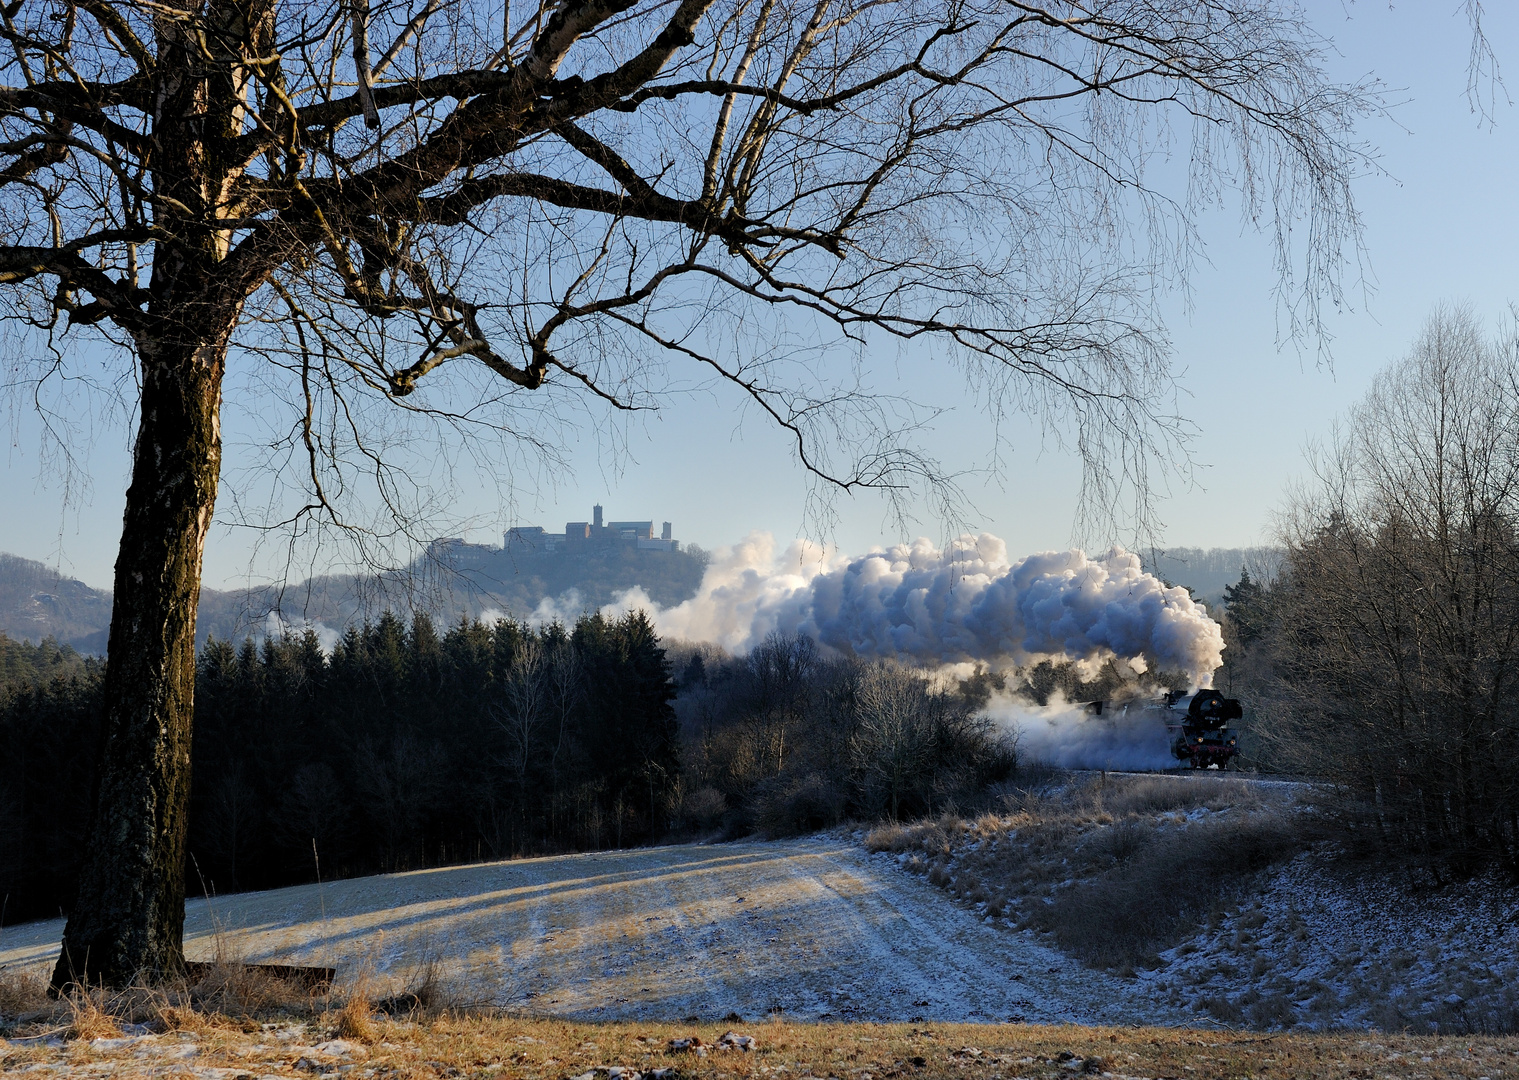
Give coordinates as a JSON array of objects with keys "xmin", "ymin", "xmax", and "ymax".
[{"xmin": 0, "ymin": 0, "xmax": 1381, "ymax": 526}]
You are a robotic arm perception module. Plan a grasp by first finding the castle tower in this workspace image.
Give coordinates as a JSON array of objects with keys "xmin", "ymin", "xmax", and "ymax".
[{"xmin": 593, "ymin": 504, "xmax": 603, "ymax": 530}]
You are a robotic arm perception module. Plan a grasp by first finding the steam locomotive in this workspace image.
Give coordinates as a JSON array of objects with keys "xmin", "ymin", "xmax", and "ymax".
[{"xmin": 1165, "ymin": 688, "xmax": 1242, "ymax": 769}]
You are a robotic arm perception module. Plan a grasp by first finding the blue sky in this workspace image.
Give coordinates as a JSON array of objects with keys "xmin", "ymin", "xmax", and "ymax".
[{"xmin": 4, "ymin": 2, "xmax": 1516, "ymax": 590}]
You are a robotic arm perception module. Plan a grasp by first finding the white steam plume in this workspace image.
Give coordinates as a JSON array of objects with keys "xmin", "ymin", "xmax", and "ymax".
[
  {"xmin": 983, "ymin": 692, "xmax": 1178, "ymax": 771},
  {"xmin": 564, "ymin": 531, "xmax": 1224, "ymax": 683}
]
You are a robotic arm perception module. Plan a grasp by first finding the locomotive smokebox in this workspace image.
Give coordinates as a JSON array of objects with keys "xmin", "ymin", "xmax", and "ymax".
[
  {"xmin": 1187, "ymin": 688, "xmax": 1244, "ymax": 731},
  {"xmin": 1171, "ymin": 688, "xmax": 1243, "ymax": 769}
]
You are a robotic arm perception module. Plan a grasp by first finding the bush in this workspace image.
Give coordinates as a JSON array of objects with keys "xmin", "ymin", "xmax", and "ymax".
[
  {"xmin": 1096, "ymin": 775, "xmax": 1261, "ymax": 817},
  {"xmin": 1029, "ymin": 812, "xmax": 1301, "ymax": 969},
  {"xmin": 677, "ymin": 787, "xmax": 729, "ymax": 833},
  {"xmin": 755, "ymin": 773, "xmax": 846, "ymax": 837}
]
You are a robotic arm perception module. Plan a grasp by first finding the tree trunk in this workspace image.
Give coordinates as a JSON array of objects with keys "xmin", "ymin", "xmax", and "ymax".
[{"xmin": 52, "ymin": 327, "xmax": 227, "ymax": 990}]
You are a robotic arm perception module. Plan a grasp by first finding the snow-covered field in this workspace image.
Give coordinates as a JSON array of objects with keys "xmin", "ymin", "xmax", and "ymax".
[{"xmin": 0, "ymin": 836, "xmax": 1160, "ymax": 1026}]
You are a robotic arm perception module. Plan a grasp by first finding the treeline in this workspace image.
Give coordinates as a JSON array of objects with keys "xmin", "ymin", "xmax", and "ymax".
[
  {"xmin": 0, "ymin": 615, "xmax": 1021, "ymax": 925},
  {"xmin": 0, "ymin": 636, "xmax": 103, "ymax": 923},
  {"xmin": 0, "ymin": 633, "xmax": 98, "ymax": 686},
  {"xmin": 0, "ymin": 611, "xmax": 678, "ymax": 924}
]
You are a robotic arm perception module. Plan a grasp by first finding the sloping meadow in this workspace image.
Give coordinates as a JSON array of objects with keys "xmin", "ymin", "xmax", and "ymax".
[
  {"xmin": 866, "ymin": 774, "xmax": 1302, "ymax": 974},
  {"xmin": 865, "ymin": 773, "xmax": 1519, "ymax": 1033}
]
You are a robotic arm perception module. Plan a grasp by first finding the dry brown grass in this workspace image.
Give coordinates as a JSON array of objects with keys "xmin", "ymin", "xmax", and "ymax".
[
  {"xmin": 335, "ymin": 991, "xmax": 378, "ymax": 1042},
  {"xmin": 865, "ymin": 772, "xmax": 1309, "ymax": 971},
  {"xmin": 153, "ymin": 1000, "xmax": 232, "ymax": 1036},
  {"xmin": 2, "ymin": 1012, "xmax": 1514, "ymax": 1079},
  {"xmin": 2, "ymin": 926, "xmax": 333, "ymax": 1043},
  {"xmin": 0, "ymin": 963, "xmax": 49, "ymax": 1018},
  {"xmin": 0, "ymin": 957, "xmax": 444, "ymax": 1048},
  {"xmin": 60, "ymin": 987, "xmax": 124, "ymax": 1040},
  {"xmin": 187, "ymin": 956, "xmax": 315, "ymax": 1018}
]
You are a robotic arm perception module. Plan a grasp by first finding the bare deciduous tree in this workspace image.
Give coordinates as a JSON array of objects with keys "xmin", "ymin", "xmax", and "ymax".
[
  {"xmin": 352, "ymin": 733, "xmax": 445, "ymax": 871},
  {"xmin": 850, "ymin": 662, "xmax": 934, "ymax": 820},
  {"xmin": 0, "ymin": 0, "xmax": 1378, "ymax": 985},
  {"xmin": 495, "ymin": 633, "xmax": 546, "ymax": 788},
  {"xmin": 1266, "ymin": 307, "xmax": 1519, "ymax": 878}
]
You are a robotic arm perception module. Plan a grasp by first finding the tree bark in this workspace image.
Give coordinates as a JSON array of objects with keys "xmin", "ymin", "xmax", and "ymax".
[
  {"xmin": 47, "ymin": 0, "xmax": 261, "ymax": 988},
  {"xmin": 52, "ymin": 321, "xmax": 228, "ymax": 990}
]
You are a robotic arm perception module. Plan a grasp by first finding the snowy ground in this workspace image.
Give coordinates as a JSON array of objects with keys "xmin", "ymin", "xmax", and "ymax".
[
  {"xmin": 1139, "ymin": 853, "xmax": 1519, "ymax": 1031},
  {"xmin": 0, "ymin": 836, "xmax": 1161, "ymax": 1026},
  {"xmin": 862, "ymin": 771, "xmax": 1519, "ymax": 1034}
]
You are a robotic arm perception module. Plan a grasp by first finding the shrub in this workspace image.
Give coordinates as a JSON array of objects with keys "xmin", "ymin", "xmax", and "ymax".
[
  {"xmin": 1029, "ymin": 813, "xmax": 1301, "ymax": 969},
  {"xmin": 755, "ymin": 772, "xmax": 847, "ymax": 837},
  {"xmin": 863, "ymin": 823, "xmax": 910, "ymax": 852},
  {"xmin": 678, "ymin": 787, "xmax": 729, "ymax": 832}
]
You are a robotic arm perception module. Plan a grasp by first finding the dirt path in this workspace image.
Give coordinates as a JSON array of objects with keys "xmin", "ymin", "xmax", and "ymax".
[{"xmin": 0, "ymin": 836, "xmax": 1158, "ymax": 1025}]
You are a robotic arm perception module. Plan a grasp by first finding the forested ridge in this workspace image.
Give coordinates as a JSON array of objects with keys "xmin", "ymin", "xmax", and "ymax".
[
  {"xmin": 0, "ymin": 612, "xmax": 679, "ymax": 925},
  {"xmin": 0, "ymin": 613, "xmax": 1022, "ymax": 927}
]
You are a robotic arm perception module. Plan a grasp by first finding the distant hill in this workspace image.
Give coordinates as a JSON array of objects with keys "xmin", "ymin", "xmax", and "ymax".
[
  {"xmin": 0, "ymin": 554, "xmax": 115, "ymax": 653},
  {"xmin": 199, "ymin": 541, "xmax": 712, "ymax": 639},
  {"xmin": 0, "ymin": 543, "xmax": 711, "ymax": 652},
  {"xmin": 2, "ymin": 542, "xmax": 1273, "ymax": 652},
  {"xmin": 1141, "ymin": 546, "xmax": 1282, "ymax": 606}
]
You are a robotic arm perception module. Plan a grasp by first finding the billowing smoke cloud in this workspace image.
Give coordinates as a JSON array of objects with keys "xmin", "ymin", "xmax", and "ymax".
[
  {"xmin": 982, "ymin": 692, "xmax": 1179, "ymax": 771},
  {"xmin": 564, "ymin": 531, "xmax": 1224, "ymax": 683}
]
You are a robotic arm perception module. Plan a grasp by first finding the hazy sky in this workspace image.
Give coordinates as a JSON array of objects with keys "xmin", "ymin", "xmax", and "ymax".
[{"xmin": 4, "ymin": 3, "xmax": 1517, "ymax": 590}]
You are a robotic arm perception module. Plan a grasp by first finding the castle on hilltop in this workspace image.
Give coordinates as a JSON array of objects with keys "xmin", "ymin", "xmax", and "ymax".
[
  {"xmin": 505, "ymin": 504, "xmax": 678, "ymax": 555},
  {"xmin": 426, "ymin": 505, "xmax": 680, "ymax": 566}
]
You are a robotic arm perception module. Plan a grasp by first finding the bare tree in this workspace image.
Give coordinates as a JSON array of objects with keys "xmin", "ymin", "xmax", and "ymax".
[
  {"xmin": 492, "ymin": 631, "xmax": 545, "ymax": 805},
  {"xmin": 197, "ymin": 767, "xmax": 260, "ymax": 892},
  {"xmin": 850, "ymin": 662, "xmax": 933, "ymax": 820},
  {"xmin": 1266, "ymin": 307, "xmax": 1519, "ymax": 877},
  {"xmin": 1, "ymin": 0, "xmax": 1378, "ymax": 985},
  {"xmin": 271, "ymin": 762, "xmax": 351, "ymax": 872},
  {"xmin": 740, "ymin": 631, "xmax": 819, "ymax": 774},
  {"xmin": 544, "ymin": 634, "xmax": 581, "ymax": 831},
  {"xmin": 352, "ymin": 733, "xmax": 444, "ymax": 871}
]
